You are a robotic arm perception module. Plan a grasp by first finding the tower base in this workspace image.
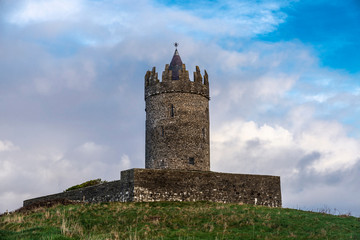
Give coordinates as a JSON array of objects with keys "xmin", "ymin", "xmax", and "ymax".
[{"xmin": 23, "ymin": 169, "xmax": 281, "ymax": 208}]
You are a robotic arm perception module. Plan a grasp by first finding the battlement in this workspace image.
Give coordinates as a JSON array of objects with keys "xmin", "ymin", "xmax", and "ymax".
[{"xmin": 144, "ymin": 64, "xmax": 209, "ymax": 100}]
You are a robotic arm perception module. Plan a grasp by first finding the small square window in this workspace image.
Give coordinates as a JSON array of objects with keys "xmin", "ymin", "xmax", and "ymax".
[{"xmin": 189, "ymin": 157, "xmax": 195, "ymax": 165}]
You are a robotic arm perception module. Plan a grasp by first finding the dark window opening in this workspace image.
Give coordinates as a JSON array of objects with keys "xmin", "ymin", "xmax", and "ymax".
[
  {"xmin": 189, "ymin": 157, "xmax": 195, "ymax": 165},
  {"xmin": 161, "ymin": 126, "xmax": 164, "ymax": 137},
  {"xmin": 170, "ymin": 104, "xmax": 175, "ymax": 117}
]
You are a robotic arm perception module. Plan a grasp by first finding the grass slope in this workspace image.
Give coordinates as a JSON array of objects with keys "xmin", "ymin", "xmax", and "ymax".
[{"xmin": 0, "ymin": 201, "xmax": 359, "ymax": 239}]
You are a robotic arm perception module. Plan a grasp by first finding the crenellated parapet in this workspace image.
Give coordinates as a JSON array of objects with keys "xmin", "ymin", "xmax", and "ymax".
[
  {"xmin": 144, "ymin": 67, "xmax": 159, "ymax": 86},
  {"xmin": 145, "ymin": 64, "xmax": 209, "ymax": 100},
  {"xmin": 161, "ymin": 63, "xmax": 190, "ymax": 82}
]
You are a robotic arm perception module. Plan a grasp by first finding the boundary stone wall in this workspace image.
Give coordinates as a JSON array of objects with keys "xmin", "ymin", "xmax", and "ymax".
[
  {"xmin": 23, "ymin": 170, "xmax": 135, "ymax": 207},
  {"xmin": 24, "ymin": 169, "xmax": 281, "ymax": 208},
  {"xmin": 133, "ymin": 169, "xmax": 281, "ymax": 207}
]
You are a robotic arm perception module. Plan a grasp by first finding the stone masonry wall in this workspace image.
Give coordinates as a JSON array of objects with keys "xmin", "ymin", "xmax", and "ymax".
[
  {"xmin": 132, "ymin": 169, "xmax": 281, "ymax": 207},
  {"xmin": 145, "ymin": 92, "xmax": 210, "ymax": 171},
  {"xmin": 23, "ymin": 169, "xmax": 135, "ymax": 207},
  {"xmin": 145, "ymin": 65, "xmax": 210, "ymax": 171},
  {"xmin": 24, "ymin": 168, "xmax": 281, "ymax": 208}
]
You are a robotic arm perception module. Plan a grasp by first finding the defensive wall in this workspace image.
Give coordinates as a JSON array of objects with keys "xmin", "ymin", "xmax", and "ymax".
[{"xmin": 24, "ymin": 169, "xmax": 281, "ymax": 207}]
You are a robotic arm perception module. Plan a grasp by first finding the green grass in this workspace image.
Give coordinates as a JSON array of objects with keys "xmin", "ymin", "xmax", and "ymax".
[
  {"xmin": 64, "ymin": 179, "xmax": 106, "ymax": 192},
  {"xmin": 1, "ymin": 201, "xmax": 359, "ymax": 239}
]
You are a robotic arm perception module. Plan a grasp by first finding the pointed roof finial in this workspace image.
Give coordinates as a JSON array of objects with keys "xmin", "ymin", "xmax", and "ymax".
[{"xmin": 169, "ymin": 42, "xmax": 183, "ymax": 80}]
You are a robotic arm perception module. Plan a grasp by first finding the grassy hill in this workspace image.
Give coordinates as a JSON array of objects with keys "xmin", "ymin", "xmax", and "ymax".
[{"xmin": 0, "ymin": 201, "xmax": 359, "ymax": 239}]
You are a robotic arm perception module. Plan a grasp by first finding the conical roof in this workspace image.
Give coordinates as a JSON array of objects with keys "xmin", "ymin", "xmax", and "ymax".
[{"xmin": 169, "ymin": 49, "xmax": 183, "ymax": 80}]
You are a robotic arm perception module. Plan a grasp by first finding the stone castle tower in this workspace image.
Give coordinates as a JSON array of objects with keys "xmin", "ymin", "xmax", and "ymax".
[
  {"xmin": 144, "ymin": 48, "xmax": 210, "ymax": 171},
  {"xmin": 23, "ymin": 46, "xmax": 281, "ymax": 208}
]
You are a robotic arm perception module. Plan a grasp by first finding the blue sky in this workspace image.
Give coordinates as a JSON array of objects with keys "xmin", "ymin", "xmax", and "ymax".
[
  {"xmin": 258, "ymin": 0, "xmax": 360, "ymax": 73},
  {"xmin": 0, "ymin": 0, "xmax": 360, "ymax": 216}
]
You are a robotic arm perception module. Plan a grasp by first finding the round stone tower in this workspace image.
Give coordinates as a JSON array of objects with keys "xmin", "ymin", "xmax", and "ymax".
[{"xmin": 144, "ymin": 48, "xmax": 210, "ymax": 171}]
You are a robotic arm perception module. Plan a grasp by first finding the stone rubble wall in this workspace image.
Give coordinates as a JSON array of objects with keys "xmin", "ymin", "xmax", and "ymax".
[
  {"xmin": 132, "ymin": 169, "xmax": 281, "ymax": 207},
  {"xmin": 23, "ymin": 169, "xmax": 135, "ymax": 207},
  {"xmin": 24, "ymin": 168, "xmax": 281, "ymax": 208}
]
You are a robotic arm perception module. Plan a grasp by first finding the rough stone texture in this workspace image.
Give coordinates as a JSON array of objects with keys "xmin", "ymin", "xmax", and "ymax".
[
  {"xmin": 132, "ymin": 169, "xmax": 281, "ymax": 207},
  {"xmin": 145, "ymin": 64, "xmax": 210, "ymax": 171},
  {"xmin": 24, "ymin": 169, "xmax": 282, "ymax": 207},
  {"xmin": 23, "ymin": 170, "xmax": 135, "ymax": 207}
]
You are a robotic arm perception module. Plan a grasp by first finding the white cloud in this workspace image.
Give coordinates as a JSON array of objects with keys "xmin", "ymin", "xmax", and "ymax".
[
  {"xmin": 211, "ymin": 120, "xmax": 298, "ymax": 174},
  {"xmin": 212, "ymin": 118, "xmax": 360, "ymax": 174},
  {"xmin": 211, "ymin": 117, "xmax": 360, "ymax": 215},
  {"xmin": 297, "ymin": 121, "xmax": 360, "ymax": 173},
  {"xmin": 7, "ymin": 0, "xmax": 82, "ymax": 25},
  {"xmin": 120, "ymin": 154, "xmax": 131, "ymax": 170},
  {"xmin": 6, "ymin": 0, "xmax": 289, "ymax": 48},
  {"xmin": 63, "ymin": 60, "xmax": 96, "ymax": 90},
  {"xmin": 217, "ymin": 51, "xmax": 259, "ymax": 71},
  {"xmin": 0, "ymin": 140, "xmax": 19, "ymax": 152},
  {"xmin": 76, "ymin": 142, "xmax": 108, "ymax": 154},
  {"xmin": 0, "ymin": 140, "xmax": 128, "ymax": 213},
  {"xmin": 160, "ymin": 0, "xmax": 289, "ymax": 37},
  {"xmin": 0, "ymin": 192, "xmax": 31, "ymax": 213},
  {"xmin": 305, "ymin": 93, "xmax": 333, "ymax": 103},
  {"xmin": 33, "ymin": 59, "xmax": 96, "ymax": 94},
  {"xmin": 254, "ymin": 73, "xmax": 298, "ymax": 99}
]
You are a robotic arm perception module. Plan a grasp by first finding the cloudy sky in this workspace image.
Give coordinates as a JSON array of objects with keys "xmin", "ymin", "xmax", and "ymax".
[{"xmin": 1, "ymin": 0, "xmax": 360, "ymax": 216}]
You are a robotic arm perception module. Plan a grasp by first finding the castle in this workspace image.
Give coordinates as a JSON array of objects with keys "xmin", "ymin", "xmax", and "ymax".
[
  {"xmin": 23, "ymin": 47, "xmax": 281, "ymax": 207},
  {"xmin": 145, "ymin": 48, "xmax": 210, "ymax": 171}
]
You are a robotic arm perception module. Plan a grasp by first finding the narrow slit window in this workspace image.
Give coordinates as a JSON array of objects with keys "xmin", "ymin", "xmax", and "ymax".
[
  {"xmin": 189, "ymin": 157, "xmax": 195, "ymax": 165},
  {"xmin": 161, "ymin": 126, "xmax": 164, "ymax": 137},
  {"xmin": 170, "ymin": 104, "xmax": 175, "ymax": 117}
]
